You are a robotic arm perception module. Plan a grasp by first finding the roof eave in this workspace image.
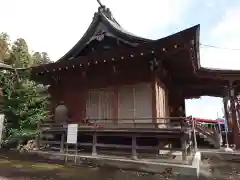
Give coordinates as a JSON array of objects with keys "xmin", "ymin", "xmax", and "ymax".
[
  {"xmin": 100, "ymin": 12, "xmax": 151, "ymax": 43},
  {"xmin": 57, "ymin": 8, "xmax": 153, "ymax": 62},
  {"xmin": 57, "ymin": 13, "xmax": 101, "ymax": 62},
  {"xmin": 193, "ymin": 25, "xmax": 240, "ymax": 81}
]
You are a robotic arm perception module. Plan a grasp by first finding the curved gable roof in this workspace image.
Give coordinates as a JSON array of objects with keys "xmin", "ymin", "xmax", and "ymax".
[{"xmin": 58, "ymin": 6, "xmax": 152, "ymax": 62}]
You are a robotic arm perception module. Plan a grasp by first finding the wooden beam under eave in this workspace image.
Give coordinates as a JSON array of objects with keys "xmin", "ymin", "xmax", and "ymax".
[
  {"xmin": 178, "ymin": 82, "xmax": 228, "ymax": 98},
  {"xmin": 182, "ymin": 90, "xmax": 224, "ymax": 98},
  {"xmin": 197, "ymin": 71, "xmax": 240, "ymax": 81},
  {"xmin": 180, "ymin": 84, "xmax": 226, "ymax": 89}
]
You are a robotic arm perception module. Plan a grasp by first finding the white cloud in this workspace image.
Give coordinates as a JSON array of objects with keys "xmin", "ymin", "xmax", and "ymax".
[
  {"xmin": 0, "ymin": 0, "xmax": 192, "ymax": 61},
  {"xmin": 200, "ymin": 6, "xmax": 240, "ymax": 69},
  {"xmin": 213, "ymin": 7, "xmax": 240, "ymax": 38}
]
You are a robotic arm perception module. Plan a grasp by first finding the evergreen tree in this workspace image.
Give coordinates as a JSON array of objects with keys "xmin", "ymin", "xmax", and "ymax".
[
  {"xmin": 32, "ymin": 52, "xmax": 42, "ymax": 65},
  {"xmin": 10, "ymin": 38, "xmax": 32, "ymax": 68},
  {"xmin": 0, "ymin": 71, "xmax": 50, "ymax": 142},
  {"xmin": 0, "ymin": 33, "xmax": 10, "ymax": 62},
  {"xmin": 32, "ymin": 52, "xmax": 52, "ymax": 65},
  {"xmin": 0, "ymin": 32, "xmax": 51, "ymax": 146},
  {"xmin": 41, "ymin": 52, "xmax": 52, "ymax": 64}
]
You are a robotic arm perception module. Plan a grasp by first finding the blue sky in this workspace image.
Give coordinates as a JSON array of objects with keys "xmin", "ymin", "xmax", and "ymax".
[{"xmin": 1, "ymin": 0, "xmax": 240, "ymax": 119}]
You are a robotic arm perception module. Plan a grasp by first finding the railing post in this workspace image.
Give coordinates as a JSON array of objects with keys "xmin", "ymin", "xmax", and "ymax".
[
  {"xmin": 155, "ymin": 117, "xmax": 158, "ymax": 128},
  {"xmin": 132, "ymin": 135, "xmax": 137, "ymax": 160},
  {"xmin": 92, "ymin": 132, "xmax": 97, "ymax": 156},
  {"xmin": 180, "ymin": 117, "xmax": 183, "ymax": 130},
  {"xmin": 192, "ymin": 116, "xmax": 198, "ymax": 151},
  {"xmin": 181, "ymin": 136, "xmax": 187, "ymax": 161},
  {"xmin": 60, "ymin": 132, "xmax": 65, "ymax": 153}
]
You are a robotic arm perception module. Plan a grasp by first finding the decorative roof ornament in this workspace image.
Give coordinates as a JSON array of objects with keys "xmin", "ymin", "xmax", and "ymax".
[
  {"xmin": 94, "ymin": 30, "xmax": 105, "ymax": 41},
  {"xmin": 97, "ymin": 0, "xmax": 119, "ymax": 26}
]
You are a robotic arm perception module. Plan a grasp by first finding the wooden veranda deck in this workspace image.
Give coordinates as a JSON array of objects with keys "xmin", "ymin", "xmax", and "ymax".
[{"xmin": 37, "ymin": 117, "xmax": 196, "ymax": 163}]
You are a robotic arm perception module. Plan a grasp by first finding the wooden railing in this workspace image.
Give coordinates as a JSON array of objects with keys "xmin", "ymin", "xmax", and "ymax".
[
  {"xmin": 40, "ymin": 117, "xmax": 191, "ymax": 131},
  {"xmin": 37, "ymin": 116, "xmax": 197, "ymax": 163},
  {"xmin": 186, "ymin": 117, "xmax": 221, "ymax": 148}
]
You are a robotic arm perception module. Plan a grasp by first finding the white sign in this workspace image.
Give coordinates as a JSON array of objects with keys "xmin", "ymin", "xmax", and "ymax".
[
  {"xmin": 67, "ymin": 124, "xmax": 78, "ymax": 144},
  {"xmin": 0, "ymin": 114, "xmax": 4, "ymax": 145}
]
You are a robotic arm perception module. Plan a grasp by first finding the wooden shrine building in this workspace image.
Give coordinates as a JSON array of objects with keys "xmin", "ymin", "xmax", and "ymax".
[
  {"xmin": 31, "ymin": 6, "xmax": 202, "ymax": 122},
  {"xmin": 30, "ymin": 4, "xmax": 240, "ymax": 161}
]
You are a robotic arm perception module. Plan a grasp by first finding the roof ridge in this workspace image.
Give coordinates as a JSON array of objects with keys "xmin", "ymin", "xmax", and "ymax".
[
  {"xmin": 97, "ymin": 5, "xmax": 121, "ymax": 27},
  {"xmin": 96, "ymin": 5, "xmax": 151, "ymax": 42},
  {"xmin": 57, "ymin": 4, "xmax": 151, "ymax": 61}
]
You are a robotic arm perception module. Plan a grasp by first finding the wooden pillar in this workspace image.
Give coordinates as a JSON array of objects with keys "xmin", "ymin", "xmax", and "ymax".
[
  {"xmin": 151, "ymin": 77, "xmax": 157, "ymax": 125},
  {"xmin": 35, "ymin": 121, "xmax": 41, "ymax": 150},
  {"xmin": 60, "ymin": 133, "xmax": 65, "ymax": 153},
  {"xmin": 92, "ymin": 133, "xmax": 97, "ymax": 156},
  {"xmin": 132, "ymin": 135, "xmax": 137, "ymax": 160},
  {"xmin": 112, "ymin": 86, "xmax": 118, "ymax": 123},
  {"xmin": 82, "ymin": 87, "xmax": 87, "ymax": 122},
  {"xmin": 229, "ymin": 82, "xmax": 239, "ymax": 148},
  {"xmin": 236, "ymin": 102, "xmax": 240, "ymax": 129}
]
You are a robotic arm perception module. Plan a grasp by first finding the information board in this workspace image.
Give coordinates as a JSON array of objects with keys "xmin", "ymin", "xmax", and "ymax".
[{"xmin": 67, "ymin": 124, "xmax": 78, "ymax": 144}]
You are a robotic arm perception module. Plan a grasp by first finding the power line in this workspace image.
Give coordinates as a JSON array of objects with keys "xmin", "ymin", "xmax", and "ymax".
[{"xmin": 200, "ymin": 43, "xmax": 240, "ymax": 51}]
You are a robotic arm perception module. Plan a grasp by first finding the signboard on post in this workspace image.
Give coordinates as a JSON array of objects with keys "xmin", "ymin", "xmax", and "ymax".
[
  {"xmin": 66, "ymin": 124, "xmax": 78, "ymax": 163},
  {"xmin": 67, "ymin": 124, "xmax": 78, "ymax": 144},
  {"xmin": 0, "ymin": 114, "xmax": 4, "ymax": 146}
]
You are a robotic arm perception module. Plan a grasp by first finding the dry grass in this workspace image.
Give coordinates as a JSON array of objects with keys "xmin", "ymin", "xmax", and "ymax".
[{"xmin": 0, "ymin": 152, "xmax": 90, "ymax": 179}]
